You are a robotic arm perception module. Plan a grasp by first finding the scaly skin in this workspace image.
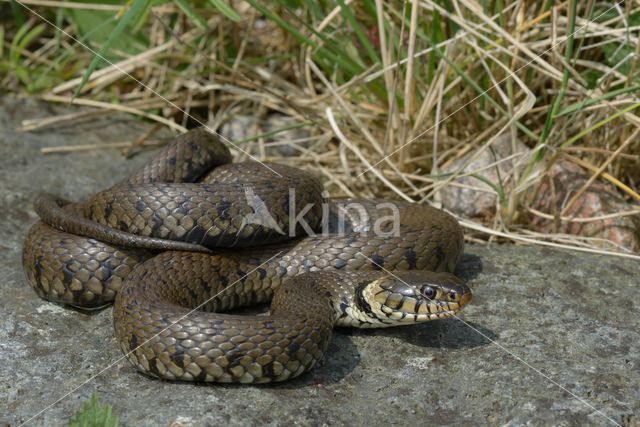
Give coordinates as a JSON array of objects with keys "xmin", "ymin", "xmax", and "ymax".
[{"xmin": 22, "ymin": 127, "xmax": 471, "ymax": 383}]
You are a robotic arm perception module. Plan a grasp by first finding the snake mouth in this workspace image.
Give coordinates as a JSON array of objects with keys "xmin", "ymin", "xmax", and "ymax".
[
  {"xmin": 377, "ymin": 280, "xmax": 472, "ymax": 323},
  {"xmin": 380, "ymin": 299, "xmax": 469, "ymax": 322}
]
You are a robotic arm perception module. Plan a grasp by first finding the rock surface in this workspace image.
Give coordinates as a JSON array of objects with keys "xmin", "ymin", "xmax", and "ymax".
[
  {"xmin": 0, "ymin": 97, "xmax": 638, "ymax": 426},
  {"xmin": 440, "ymin": 133, "xmax": 529, "ymax": 217}
]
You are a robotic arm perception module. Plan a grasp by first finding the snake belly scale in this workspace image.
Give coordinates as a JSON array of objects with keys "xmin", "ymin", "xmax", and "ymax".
[{"xmin": 22, "ymin": 127, "xmax": 471, "ymax": 384}]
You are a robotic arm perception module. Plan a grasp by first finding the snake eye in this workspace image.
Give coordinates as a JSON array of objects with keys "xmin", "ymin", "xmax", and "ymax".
[
  {"xmin": 422, "ymin": 286, "xmax": 436, "ymax": 300},
  {"xmin": 449, "ymin": 291, "xmax": 457, "ymax": 300}
]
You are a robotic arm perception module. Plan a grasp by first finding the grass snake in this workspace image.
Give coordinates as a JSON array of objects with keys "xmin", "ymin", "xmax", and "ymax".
[{"xmin": 22, "ymin": 127, "xmax": 471, "ymax": 383}]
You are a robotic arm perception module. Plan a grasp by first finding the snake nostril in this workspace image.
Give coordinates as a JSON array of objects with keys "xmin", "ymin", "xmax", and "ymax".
[{"xmin": 449, "ymin": 291, "xmax": 457, "ymax": 300}]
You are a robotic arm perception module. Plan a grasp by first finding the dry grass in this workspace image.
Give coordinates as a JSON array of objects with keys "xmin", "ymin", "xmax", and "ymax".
[{"xmin": 1, "ymin": 0, "xmax": 639, "ymax": 258}]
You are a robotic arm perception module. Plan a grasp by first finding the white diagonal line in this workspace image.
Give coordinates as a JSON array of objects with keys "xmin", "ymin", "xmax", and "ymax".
[
  {"xmin": 356, "ymin": 251, "xmax": 621, "ymax": 427},
  {"xmin": 13, "ymin": 0, "xmax": 283, "ymax": 178},
  {"xmin": 19, "ymin": 251, "xmax": 283, "ymax": 426},
  {"xmin": 357, "ymin": 1, "xmax": 625, "ymax": 178}
]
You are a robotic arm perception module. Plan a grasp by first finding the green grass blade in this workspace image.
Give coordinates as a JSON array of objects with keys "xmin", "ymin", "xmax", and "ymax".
[
  {"xmin": 244, "ymin": 1, "xmax": 316, "ymax": 47},
  {"xmin": 432, "ymin": 45, "xmax": 537, "ymax": 140},
  {"xmin": 0, "ymin": 25, "xmax": 4, "ymax": 60},
  {"xmin": 173, "ymin": 0, "xmax": 207, "ymax": 28},
  {"xmin": 235, "ymin": 121, "xmax": 313, "ymax": 144},
  {"xmin": 9, "ymin": 22, "xmax": 45, "ymax": 79},
  {"xmin": 259, "ymin": 1, "xmax": 387, "ymax": 99},
  {"xmin": 534, "ymin": 0, "xmax": 578, "ymax": 158},
  {"xmin": 470, "ymin": 173, "xmax": 506, "ymax": 206},
  {"xmin": 243, "ymin": 0, "xmax": 362, "ymax": 77},
  {"xmin": 73, "ymin": 0, "xmax": 151, "ymax": 98},
  {"xmin": 427, "ymin": 7, "xmax": 444, "ymax": 85},
  {"xmin": 9, "ymin": 22, "xmax": 35, "ymax": 66},
  {"xmin": 336, "ymin": 0, "xmax": 380, "ymax": 65},
  {"xmin": 555, "ymin": 85, "xmax": 640, "ymax": 117},
  {"xmin": 208, "ymin": 0, "xmax": 242, "ymax": 22},
  {"xmin": 54, "ymin": 8, "xmax": 64, "ymax": 50},
  {"xmin": 560, "ymin": 101, "xmax": 640, "ymax": 149},
  {"xmin": 9, "ymin": 1, "xmax": 25, "ymax": 27}
]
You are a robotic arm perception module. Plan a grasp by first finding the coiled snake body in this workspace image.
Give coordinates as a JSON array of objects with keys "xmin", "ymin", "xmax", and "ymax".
[{"xmin": 23, "ymin": 128, "xmax": 471, "ymax": 383}]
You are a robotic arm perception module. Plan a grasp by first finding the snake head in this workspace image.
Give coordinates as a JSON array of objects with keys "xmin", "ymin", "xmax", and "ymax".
[{"xmin": 355, "ymin": 271, "xmax": 471, "ymax": 326}]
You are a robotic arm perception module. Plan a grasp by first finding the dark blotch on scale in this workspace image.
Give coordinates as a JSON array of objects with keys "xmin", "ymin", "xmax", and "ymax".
[
  {"xmin": 236, "ymin": 268, "xmax": 247, "ymax": 282},
  {"xmin": 334, "ymin": 259, "xmax": 347, "ymax": 269},
  {"xmin": 219, "ymin": 275, "xmax": 229, "ymax": 287},
  {"xmin": 199, "ymin": 279, "xmax": 212, "ymax": 295},
  {"xmin": 33, "ymin": 255, "xmax": 43, "ymax": 286},
  {"xmin": 434, "ymin": 245, "xmax": 445, "ymax": 270},
  {"xmin": 98, "ymin": 259, "xmax": 115, "ymax": 281},
  {"xmin": 174, "ymin": 202, "xmax": 190, "ymax": 216},
  {"xmin": 339, "ymin": 301, "xmax": 349, "ymax": 318},
  {"xmin": 195, "ymin": 369, "xmax": 208, "ymax": 383},
  {"xmin": 159, "ymin": 315, "xmax": 171, "ymax": 328},
  {"xmin": 185, "ymin": 285, "xmax": 199, "ymax": 304},
  {"xmin": 104, "ymin": 200, "xmax": 114, "ymax": 218},
  {"xmin": 203, "ymin": 230, "xmax": 241, "ymax": 248},
  {"xmin": 150, "ymin": 358, "xmax": 162, "ymax": 377},
  {"xmin": 185, "ymin": 226, "xmax": 207, "ymax": 245},
  {"xmin": 171, "ymin": 342, "xmax": 186, "ymax": 366},
  {"xmin": 370, "ymin": 253, "xmax": 384, "ymax": 269},
  {"xmin": 62, "ymin": 261, "xmax": 74, "ymax": 286},
  {"xmin": 355, "ymin": 282, "xmax": 374, "ymax": 315},
  {"xmin": 262, "ymin": 362, "xmax": 276, "ymax": 378},
  {"xmin": 135, "ymin": 199, "xmax": 146, "ymax": 213},
  {"xmin": 129, "ymin": 334, "xmax": 139, "ymax": 354},
  {"xmin": 288, "ymin": 340, "xmax": 301, "ymax": 354},
  {"xmin": 227, "ymin": 351, "xmax": 246, "ymax": 369},
  {"xmin": 404, "ymin": 249, "xmax": 417, "ymax": 269},
  {"xmin": 182, "ymin": 159, "xmax": 197, "ymax": 181},
  {"xmin": 217, "ymin": 199, "xmax": 232, "ymax": 220},
  {"xmin": 149, "ymin": 212, "xmax": 163, "ymax": 234}
]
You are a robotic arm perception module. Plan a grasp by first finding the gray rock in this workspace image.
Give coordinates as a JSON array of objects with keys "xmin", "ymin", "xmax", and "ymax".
[
  {"xmin": 440, "ymin": 133, "xmax": 529, "ymax": 217},
  {"xmin": 1, "ymin": 97, "xmax": 638, "ymax": 426}
]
